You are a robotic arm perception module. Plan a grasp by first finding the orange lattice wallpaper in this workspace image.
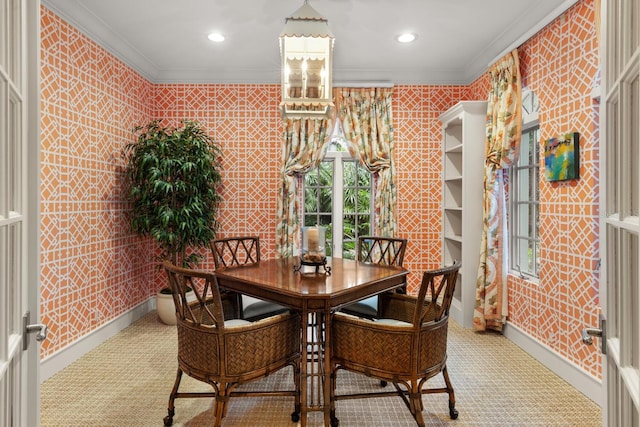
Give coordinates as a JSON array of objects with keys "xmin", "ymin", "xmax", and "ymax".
[
  {"xmin": 512, "ymin": 0, "xmax": 601, "ymax": 377},
  {"xmin": 39, "ymin": 0, "xmax": 601, "ymax": 381},
  {"xmin": 40, "ymin": 7, "xmax": 155, "ymax": 357}
]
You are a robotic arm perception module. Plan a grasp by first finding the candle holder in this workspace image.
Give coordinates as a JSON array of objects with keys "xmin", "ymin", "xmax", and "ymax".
[{"xmin": 295, "ymin": 226, "xmax": 331, "ymax": 274}]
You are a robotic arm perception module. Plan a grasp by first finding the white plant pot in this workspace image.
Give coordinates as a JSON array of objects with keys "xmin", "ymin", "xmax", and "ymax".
[{"xmin": 156, "ymin": 289, "xmax": 196, "ymax": 325}]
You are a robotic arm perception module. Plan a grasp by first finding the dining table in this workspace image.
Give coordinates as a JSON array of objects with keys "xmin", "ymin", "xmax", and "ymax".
[{"xmin": 214, "ymin": 256, "xmax": 410, "ymax": 427}]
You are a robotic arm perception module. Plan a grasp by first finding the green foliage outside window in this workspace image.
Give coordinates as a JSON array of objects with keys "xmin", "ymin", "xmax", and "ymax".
[{"xmin": 304, "ymin": 157, "xmax": 372, "ymax": 260}]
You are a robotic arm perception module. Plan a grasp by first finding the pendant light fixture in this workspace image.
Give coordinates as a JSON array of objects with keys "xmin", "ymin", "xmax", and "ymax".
[{"xmin": 279, "ymin": 0, "xmax": 334, "ymax": 118}]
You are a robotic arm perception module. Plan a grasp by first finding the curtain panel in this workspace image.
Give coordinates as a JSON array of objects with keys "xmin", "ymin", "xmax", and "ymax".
[
  {"xmin": 474, "ymin": 50, "xmax": 522, "ymax": 332},
  {"xmin": 276, "ymin": 118, "xmax": 333, "ymax": 258},
  {"xmin": 334, "ymin": 87, "xmax": 397, "ymax": 237}
]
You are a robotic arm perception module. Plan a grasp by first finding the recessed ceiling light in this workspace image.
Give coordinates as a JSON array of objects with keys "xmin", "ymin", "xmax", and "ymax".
[
  {"xmin": 396, "ymin": 33, "xmax": 417, "ymax": 43},
  {"xmin": 208, "ymin": 33, "xmax": 225, "ymax": 42}
]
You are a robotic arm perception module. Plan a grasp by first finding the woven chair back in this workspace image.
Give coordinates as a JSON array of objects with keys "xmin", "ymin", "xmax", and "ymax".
[
  {"xmin": 163, "ymin": 260, "xmax": 227, "ymax": 328},
  {"xmin": 357, "ymin": 236, "xmax": 407, "ymax": 266},
  {"xmin": 211, "ymin": 236, "xmax": 260, "ymax": 268},
  {"xmin": 160, "ymin": 261, "xmax": 302, "ymax": 427},
  {"xmin": 413, "ymin": 261, "xmax": 461, "ymax": 325},
  {"xmin": 358, "ymin": 261, "xmax": 461, "ymax": 375},
  {"xmin": 331, "ymin": 261, "xmax": 462, "ymax": 425},
  {"xmin": 163, "ymin": 261, "xmax": 235, "ymax": 377}
]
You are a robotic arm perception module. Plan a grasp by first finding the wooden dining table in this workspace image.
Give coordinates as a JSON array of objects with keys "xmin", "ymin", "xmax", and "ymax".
[{"xmin": 214, "ymin": 256, "xmax": 409, "ymax": 427}]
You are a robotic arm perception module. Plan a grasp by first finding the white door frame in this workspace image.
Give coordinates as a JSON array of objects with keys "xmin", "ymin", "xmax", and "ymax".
[
  {"xmin": 24, "ymin": 0, "xmax": 42, "ymax": 425},
  {"xmin": 599, "ymin": 0, "xmax": 640, "ymax": 425},
  {"xmin": 0, "ymin": 0, "xmax": 41, "ymax": 425}
]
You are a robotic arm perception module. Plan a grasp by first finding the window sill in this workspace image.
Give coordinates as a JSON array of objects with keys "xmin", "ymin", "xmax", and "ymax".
[{"xmin": 508, "ymin": 271, "xmax": 539, "ymax": 285}]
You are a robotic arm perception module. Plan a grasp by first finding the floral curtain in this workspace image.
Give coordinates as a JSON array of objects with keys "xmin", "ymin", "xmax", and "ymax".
[
  {"xmin": 474, "ymin": 50, "xmax": 522, "ymax": 332},
  {"xmin": 276, "ymin": 117, "xmax": 333, "ymax": 257},
  {"xmin": 334, "ymin": 87, "xmax": 397, "ymax": 237}
]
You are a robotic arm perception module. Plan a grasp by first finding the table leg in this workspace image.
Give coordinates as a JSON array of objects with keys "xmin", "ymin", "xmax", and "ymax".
[
  {"xmin": 300, "ymin": 309, "xmax": 332, "ymax": 426},
  {"xmin": 300, "ymin": 307, "xmax": 309, "ymax": 427},
  {"xmin": 323, "ymin": 309, "xmax": 332, "ymax": 427}
]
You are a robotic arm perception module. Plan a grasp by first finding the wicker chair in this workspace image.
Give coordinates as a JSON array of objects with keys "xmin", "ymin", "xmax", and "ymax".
[
  {"xmin": 330, "ymin": 261, "xmax": 462, "ymax": 427},
  {"xmin": 340, "ymin": 236, "xmax": 408, "ymax": 319},
  {"xmin": 211, "ymin": 236, "xmax": 289, "ymax": 321},
  {"xmin": 162, "ymin": 261, "xmax": 301, "ymax": 427}
]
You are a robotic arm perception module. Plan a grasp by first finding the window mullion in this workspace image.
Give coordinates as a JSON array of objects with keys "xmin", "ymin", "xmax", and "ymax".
[
  {"xmin": 302, "ymin": 125, "xmax": 373, "ymax": 260},
  {"xmin": 333, "ymin": 156, "xmax": 344, "ymax": 257},
  {"xmin": 509, "ymin": 103, "xmax": 539, "ymax": 278}
]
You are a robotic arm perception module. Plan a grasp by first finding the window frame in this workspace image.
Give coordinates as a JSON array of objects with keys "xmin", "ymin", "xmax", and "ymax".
[
  {"xmin": 302, "ymin": 123, "xmax": 374, "ymax": 259},
  {"xmin": 509, "ymin": 90, "xmax": 540, "ymax": 279}
]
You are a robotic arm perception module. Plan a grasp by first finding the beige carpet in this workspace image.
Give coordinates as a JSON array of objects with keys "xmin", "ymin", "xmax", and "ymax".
[{"xmin": 41, "ymin": 312, "xmax": 601, "ymax": 426}]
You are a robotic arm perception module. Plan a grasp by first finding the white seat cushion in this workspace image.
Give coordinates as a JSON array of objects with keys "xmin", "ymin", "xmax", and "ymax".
[
  {"xmin": 224, "ymin": 319, "xmax": 252, "ymax": 327},
  {"xmin": 335, "ymin": 312, "xmax": 412, "ymax": 327},
  {"xmin": 374, "ymin": 318, "xmax": 412, "ymax": 327}
]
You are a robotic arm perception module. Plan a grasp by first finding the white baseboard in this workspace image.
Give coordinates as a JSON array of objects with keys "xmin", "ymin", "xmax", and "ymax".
[
  {"xmin": 503, "ymin": 321, "xmax": 602, "ymax": 406},
  {"xmin": 40, "ymin": 298, "xmax": 155, "ymax": 382}
]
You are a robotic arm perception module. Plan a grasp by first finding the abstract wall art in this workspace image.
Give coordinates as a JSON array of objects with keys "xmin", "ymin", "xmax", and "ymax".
[{"xmin": 544, "ymin": 132, "xmax": 579, "ymax": 181}]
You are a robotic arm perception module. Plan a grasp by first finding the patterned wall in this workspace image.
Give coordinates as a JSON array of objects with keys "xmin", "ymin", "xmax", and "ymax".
[
  {"xmin": 151, "ymin": 84, "xmax": 283, "ymax": 251},
  {"xmin": 143, "ymin": 84, "xmax": 472, "ymax": 294},
  {"xmin": 40, "ymin": 7, "xmax": 154, "ymax": 356},
  {"xmin": 392, "ymin": 85, "xmax": 472, "ymax": 286},
  {"xmin": 455, "ymin": 0, "xmax": 600, "ymax": 379},
  {"xmin": 510, "ymin": 0, "xmax": 601, "ymax": 377},
  {"xmin": 39, "ymin": 1, "xmax": 601, "ymax": 380}
]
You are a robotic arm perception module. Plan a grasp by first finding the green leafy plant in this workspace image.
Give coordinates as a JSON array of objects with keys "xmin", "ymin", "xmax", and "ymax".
[{"xmin": 124, "ymin": 119, "xmax": 223, "ymax": 266}]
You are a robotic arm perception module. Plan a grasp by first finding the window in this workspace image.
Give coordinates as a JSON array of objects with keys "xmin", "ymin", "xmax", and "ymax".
[
  {"xmin": 303, "ymin": 123, "xmax": 373, "ymax": 259},
  {"xmin": 509, "ymin": 89, "xmax": 540, "ymax": 278}
]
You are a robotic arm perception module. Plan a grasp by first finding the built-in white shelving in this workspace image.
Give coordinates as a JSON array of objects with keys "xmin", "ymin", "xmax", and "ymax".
[{"xmin": 440, "ymin": 101, "xmax": 487, "ymax": 328}]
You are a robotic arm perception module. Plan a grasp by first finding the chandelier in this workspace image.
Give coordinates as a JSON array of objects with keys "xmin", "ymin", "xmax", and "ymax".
[{"xmin": 279, "ymin": 0, "xmax": 334, "ymax": 118}]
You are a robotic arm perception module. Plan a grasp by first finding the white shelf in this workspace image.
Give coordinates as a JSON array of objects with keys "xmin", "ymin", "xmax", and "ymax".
[
  {"xmin": 444, "ymin": 152, "xmax": 463, "ymax": 180},
  {"xmin": 443, "ymin": 179, "xmax": 463, "ymax": 208},
  {"xmin": 440, "ymin": 101, "xmax": 487, "ymax": 328},
  {"xmin": 445, "ymin": 143, "xmax": 463, "ymax": 153},
  {"xmin": 443, "ymin": 209, "xmax": 462, "ymax": 236}
]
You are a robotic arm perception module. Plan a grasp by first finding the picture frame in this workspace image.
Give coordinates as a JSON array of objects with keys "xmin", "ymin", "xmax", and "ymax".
[{"xmin": 544, "ymin": 132, "xmax": 579, "ymax": 182}]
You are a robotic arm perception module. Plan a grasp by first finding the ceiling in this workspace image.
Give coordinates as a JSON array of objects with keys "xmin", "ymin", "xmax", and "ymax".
[{"xmin": 42, "ymin": 0, "xmax": 579, "ymax": 85}]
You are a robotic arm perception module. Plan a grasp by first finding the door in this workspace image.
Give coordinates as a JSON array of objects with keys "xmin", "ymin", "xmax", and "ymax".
[
  {"xmin": 0, "ymin": 0, "xmax": 42, "ymax": 426},
  {"xmin": 599, "ymin": 0, "xmax": 640, "ymax": 425}
]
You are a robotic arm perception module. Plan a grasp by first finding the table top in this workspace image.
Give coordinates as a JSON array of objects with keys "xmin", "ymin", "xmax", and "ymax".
[{"xmin": 214, "ymin": 257, "xmax": 409, "ymax": 312}]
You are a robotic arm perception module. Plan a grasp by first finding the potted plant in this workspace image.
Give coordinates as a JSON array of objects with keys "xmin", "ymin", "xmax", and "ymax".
[{"xmin": 123, "ymin": 119, "xmax": 223, "ymax": 324}]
